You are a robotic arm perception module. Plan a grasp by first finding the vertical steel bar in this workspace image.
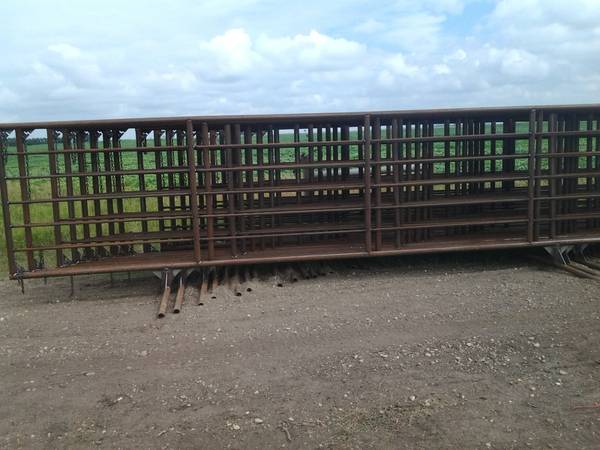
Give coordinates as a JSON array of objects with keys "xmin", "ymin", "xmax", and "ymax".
[
  {"xmin": 75, "ymin": 131, "xmax": 92, "ymax": 258},
  {"xmin": 153, "ymin": 129, "xmax": 165, "ymax": 233},
  {"xmin": 341, "ymin": 125, "xmax": 350, "ymax": 199},
  {"xmin": 586, "ymin": 115, "xmax": 593, "ymax": 230},
  {"xmin": 15, "ymin": 128, "xmax": 34, "ymax": 270},
  {"xmin": 425, "ymin": 121, "xmax": 433, "ymax": 239},
  {"xmin": 527, "ymin": 109, "xmax": 537, "ymax": 243},
  {"xmin": 357, "ymin": 124, "xmax": 363, "ymax": 179},
  {"xmin": 307, "ymin": 124, "xmax": 314, "ymax": 202},
  {"xmin": 224, "ymin": 124, "xmax": 237, "ymax": 256},
  {"xmin": 111, "ymin": 131, "xmax": 126, "ymax": 252},
  {"xmin": 165, "ymin": 130, "xmax": 177, "ymax": 231},
  {"xmin": 414, "ymin": 121, "xmax": 423, "ymax": 242},
  {"xmin": 0, "ymin": 131, "xmax": 17, "ymax": 275},
  {"xmin": 490, "ymin": 121, "xmax": 497, "ymax": 193},
  {"xmin": 317, "ymin": 126, "xmax": 324, "ymax": 202},
  {"xmin": 135, "ymin": 129, "xmax": 150, "ymax": 252},
  {"xmin": 385, "ymin": 124, "xmax": 392, "ymax": 177},
  {"xmin": 101, "ymin": 130, "xmax": 116, "ymax": 255},
  {"xmin": 244, "ymin": 126, "xmax": 255, "ymax": 251},
  {"xmin": 185, "ymin": 120, "xmax": 202, "ymax": 263},
  {"xmin": 267, "ymin": 126, "xmax": 276, "ymax": 247},
  {"xmin": 373, "ymin": 117, "xmax": 382, "ymax": 250},
  {"xmin": 595, "ymin": 114, "xmax": 600, "ymax": 228},
  {"xmin": 201, "ymin": 123, "xmax": 215, "ymax": 260},
  {"xmin": 549, "ymin": 113, "xmax": 558, "ymax": 238},
  {"xmin": 556, "ymin": 116, "xmax": 566, "ymax": 235},
  {"xmin": 176, "ymin": 130, "xmax": 188, "ymax": 231},
  {"xmin": 502, "ymin": 118, "xmax": 515, "ymax": 192},
  {"xmin": 46, "ymin": 130, "xmax": 64, "ymax": 265},
  {"xmin": 325, "ymin": 125, "xmax": 334, "ymax": 225},
  {"xmin": 534, "ymin": 110, "xmax": 543, "ymax": 239},
  {"xmin": 444, "ymin": 120, "xmax": 450, "ymax": 198},
  {"xmin": 332, "ymin": 126, "xmax": 338, "ymax": 200},
  {"xmin": 294, "ymin": 124, "xmax": 301, "ymax": 202},
  {"xmin": 233, "ymin": 124, "xmax": 245, "ymax": 252},
  {"xmin": 256, "ymin": 127, "xmax": 265, "ymax": 250},
  {"xmin": 62, "ymin": 130, "xmax": 79, "ymax": 261},
  {"xmin": 392, "ymin": 118, "xmax": 401, "ymax": 248},
  {"xmin": 405, "ymin": 121, "xmax": 413, "ymax": 243},
  {"xmin": 325, "ymin": 125, "xmax": 333, "ymax": 197},
  {"xmin": 88, "ymin": 131, "xmax": 104, "ymax": 256},
  {"xmin": 364, "ymin": 115, "xmax": 372, "ymax": 254},
  {"xmin": 273, "ymin": 127, "xmax": 282, "ymax": 242},
  {"xmin": 567, "ymin": 114, "xmax": 577, "ymax": 233}
]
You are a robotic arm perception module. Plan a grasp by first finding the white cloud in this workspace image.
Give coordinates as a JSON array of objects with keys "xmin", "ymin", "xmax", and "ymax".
[
  {"xmin": 0, "ymin": 84, "xmax": 18, "ymax": 104},
  {"xmin": 145, "ymin": 69, "xmax": 198, "ymax": 91},
  {"xmin": 256, "ymin": 30, "xmax": 365, "ymax": 70},
  {"xmin": 497, "ymin": 48, "xmax": 549, "ymax": 79},
  {"xmin": 385, "ymin": 54, "xmax": 420, "ymax": 77},
  {"xmin": 433, "ymin": 64, "xmax": 451, "ymax": 75},
  {"xmin": 444, "ymin": 49, "xmax": 467, "ymax": 62},
  {"xmin": 48, "ymin": 43, "xmax": 82, "ymax": 60},
  {"xmin": 198, "ymin": 28, "xmax": 261, "ymax": 79},
  {"xmin": 354, "ymin": 18, "xmax": 385, "ymax": 34}
]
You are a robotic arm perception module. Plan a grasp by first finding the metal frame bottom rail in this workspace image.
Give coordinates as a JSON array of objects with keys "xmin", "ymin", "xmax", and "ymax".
[{"xmin": 0, "ymin": 104, "xmax": 599, "ymax": 280}]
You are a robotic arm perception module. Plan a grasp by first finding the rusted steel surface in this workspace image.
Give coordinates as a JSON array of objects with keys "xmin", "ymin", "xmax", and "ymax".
[{"xmin": 1, "ymin": 104, "xmax": 600, "ymax": 280}]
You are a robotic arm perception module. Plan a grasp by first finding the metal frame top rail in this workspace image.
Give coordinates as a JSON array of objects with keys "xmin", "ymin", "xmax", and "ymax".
[{"xmin": 2, "ymin": 103, "xmax": 600, "ymax": 130}]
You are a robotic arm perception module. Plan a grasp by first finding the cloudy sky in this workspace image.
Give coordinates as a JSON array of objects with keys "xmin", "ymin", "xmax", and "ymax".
[{"xmin": 1, "ymin": 0, "xmax": 600, "ymax": 122}]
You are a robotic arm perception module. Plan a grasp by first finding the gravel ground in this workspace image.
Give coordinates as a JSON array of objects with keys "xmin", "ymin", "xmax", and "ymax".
[{"xmin": 0, "ymin": 250, "xmax": 599, "ymax": 449}]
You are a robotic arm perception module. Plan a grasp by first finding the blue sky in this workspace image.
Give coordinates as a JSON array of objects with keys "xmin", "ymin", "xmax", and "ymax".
[{"xmin": 1, "ymin": 0, "xmax": 599, "ymax": 122}]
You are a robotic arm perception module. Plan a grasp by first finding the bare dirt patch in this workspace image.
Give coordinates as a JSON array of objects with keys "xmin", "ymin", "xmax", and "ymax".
[{"xmin": 1, "ymin": 251, "xmax": 599, "ymax": 449}]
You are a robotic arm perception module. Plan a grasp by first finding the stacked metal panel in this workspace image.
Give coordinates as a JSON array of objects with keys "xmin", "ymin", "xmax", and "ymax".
[{"xmin": 1, "ymin": 104, "xmax": 599, "ymax": 279}]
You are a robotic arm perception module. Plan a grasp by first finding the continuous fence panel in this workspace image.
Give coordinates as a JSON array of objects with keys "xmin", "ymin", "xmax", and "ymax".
[{"xmin": 1, "ymin": 105, "xmax": 600, "ymax": 279}]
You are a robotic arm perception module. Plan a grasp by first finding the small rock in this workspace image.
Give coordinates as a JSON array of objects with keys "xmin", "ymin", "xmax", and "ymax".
[
  {"xmin": 84, "ymin": 372, "xmax": 95, "ymax": 377},
  {"xmin": 140, "ymin": 350, "xmax": 148, "ymax": 357},
  {"xmin": 409, "ymin": 395, "xmax": 416, "ymax": 401},
  {"xmin": 533, "ymin": 342, "xmax": 540, "ymax": 348},
  {"xmin": 232, "ymin": 424, "xmax": 240, "ymax": 431},
  {"xmin": 559, "ymin": 370, "xmax": 567, "ymax": 375},
  {"xmin": 254, "ymin": 418, "xmax": 264, "ymax": 424}
]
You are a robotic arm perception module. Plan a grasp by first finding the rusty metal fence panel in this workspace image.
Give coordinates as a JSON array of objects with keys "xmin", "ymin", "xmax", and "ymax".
[{"xmin": 1, "ymin": 104, "xmax": 600, "ymax": 279}]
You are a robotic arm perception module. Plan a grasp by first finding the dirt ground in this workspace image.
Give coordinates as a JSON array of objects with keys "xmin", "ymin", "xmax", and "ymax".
[{"xmin": 0, "ymin": 250, "xmax": 599, "ymax": 449}]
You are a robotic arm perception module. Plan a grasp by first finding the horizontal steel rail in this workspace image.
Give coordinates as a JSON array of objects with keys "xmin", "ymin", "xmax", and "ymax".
[{"xmin": 0, "ymin": 104, "xmax": 599, "ymax": 279}]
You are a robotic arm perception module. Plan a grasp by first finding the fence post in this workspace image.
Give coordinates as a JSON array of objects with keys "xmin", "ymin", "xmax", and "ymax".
[
  {"xmin": 0, "ymin": 130, "xmax": 17, "ymax": 276},
  {"xmin": 527, "ymin": 108, "xmax": 537, "ymax": 243},
  {"xmin": 363, "ymin": 115, "xmax": 372, "ymax": 254},
  {"xmin": 186, "ymin": 120, "xmax": 202, "ymax": 263}
]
